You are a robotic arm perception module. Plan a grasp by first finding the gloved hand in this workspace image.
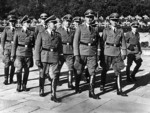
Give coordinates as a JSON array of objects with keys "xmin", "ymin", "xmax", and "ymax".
[
  {"xmin": 36, "ymin": 60, "xmax": 42, "ymax": 68},
  {"xmin": 75, "ymin": 55, "xmax": 80, "ymax": 62},
  {"xmin": 74, "ymin": 55, "xmax": 82, "ymax": 70},
  {"xmin": 10, "ymin": 56, "xmax": 15, "ymax": 62},
  {"xmin": 121, "ymin": 55, "xmax": 126, "ymax": 60}
]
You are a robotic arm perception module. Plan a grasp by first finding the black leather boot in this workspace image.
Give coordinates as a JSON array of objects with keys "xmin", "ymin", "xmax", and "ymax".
[
  {"xmin": 89, "ymin": 76, "xmax": 100, "ymax": 99},
  {"xmin": 68, "ymin": 71, "xmax": 75, "ymax": 89},
  {"xmin": 126, "ymin": 65, "xmax": 132, "ymax": 82},
  {"xmin": 100, "ymin": 69, "xmax": 107, "ymax": 92},
  {"xmin": 82, "ymin": 68, "xmax": 90, "ymax": 83},
  {"xmin": 39, "ymin": 77, "xmax": 44, "ymax": 97},
  {"xmin": 75, "ymin": 74, "xmax": 81, "ymax": 94},
  {"xmin": 116, "ymin": 74, "xmax": 127, "ymax": 96},
  {"xmin": 131, "ymin": 61, "xmax": 141, "ymax": 81},
  {"xmin": 57, "ymin": 72, "xmax": 62, "ymax": 86},
  {"xmin": 9, "ymin": 65, "xmax": 15, "ymax": 84},
  {"xmin": 16, "ymin": 73, "xmax": 22, "ymax": 92},
  {"xmin": 22, "ymin": 68, "xmax": 29, "ymax": 91},
  {"xmin": 3, "ymin": 67, "xmax": 9, "ymax": 85},
  {"xmin": 51, "ymin": 78, "xmax": 60, "ymax": 103}
]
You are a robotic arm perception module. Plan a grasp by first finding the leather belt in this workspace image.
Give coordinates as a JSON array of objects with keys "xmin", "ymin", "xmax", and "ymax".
[
  {"xmin": 106, "ymin": 42, "xmax": 120, "ymax": 47},
  {"xmin": 18, "ymin": 44, "xmax": 32, "ymax": 48},
  {"xmin": 6, "ymin": 40, "xmax": 13, "ymax": 43},
  {"xmin": 42, "ymin": 48, "xmax": 57, "ymax": 52},
  {"xmin": 62, "ymin": 42, "xmax": 72, "ymax": 45},
  {"xmin": 80, "ymin": 41, "xmax": 95, "ymax": 46}
]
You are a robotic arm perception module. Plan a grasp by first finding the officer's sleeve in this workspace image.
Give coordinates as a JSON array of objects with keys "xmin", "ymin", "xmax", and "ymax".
[
  {"xmin": 97, "ymin": 30, "xmax": 101, "ymax": 56},
  {"xmin": 58, "ymin": 34, "xmax": 63, "ymax": 55},
  {"xmin": 73, "ymin": 26, "xmax": 81, "ymax": 56},
  {"xmin": 103, "ymin": 29, "xmax": 107, "ymax": 42},
  {"xmin": 31, "ymin": 31, "xmax": 35, "ymax": 48},
  {"xmin": 1, "ymin": 28, "xmax": 7, "ymax": 51},
  {"xmin": 121, "ymin": 30, "xmax": 127, "ymax": 55},
  {"xmin": 137, "ymin": 33, "xmax": 142, "ymax": 52},
  {"xmin": 35, "ymin": 33, "xmax": 42, "ymax": 61},
  {"xmin": 11, "ymin": 31, "xmax": 18, "ymax": 57},
  {"xmin": 34, "ymin": 26, "xmax": 38, "ymax": 41}
]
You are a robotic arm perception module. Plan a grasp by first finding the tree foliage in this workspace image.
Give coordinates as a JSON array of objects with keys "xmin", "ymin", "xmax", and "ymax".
[{"xmin": 0, "ymin": 0, "xmax": 150, "ymax": 19}]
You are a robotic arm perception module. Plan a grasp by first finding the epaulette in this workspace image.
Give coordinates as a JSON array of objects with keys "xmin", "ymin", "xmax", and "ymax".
[
  {"xmin": 55, "ymin": 31, "xmax": 61, "ymax": 37},
  {"xmin": 15, "ymin": 27, "xmax": 22, "ymax": 33},
  {"xmin": 104, "ymin": 26, "xmax": 111, "ymax": 30},
  {"xmin": 4, "ymin": 26, "xmax": 10, "ymax": 30},
  {"xmin": 56, "ymin": 26, "xmax": 62, "ymax": 32}
]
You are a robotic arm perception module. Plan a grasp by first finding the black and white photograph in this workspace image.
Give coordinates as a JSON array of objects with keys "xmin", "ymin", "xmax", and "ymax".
[{"xmin": 0, "ymin": 0, "xmax": 150, "ymax": 113}]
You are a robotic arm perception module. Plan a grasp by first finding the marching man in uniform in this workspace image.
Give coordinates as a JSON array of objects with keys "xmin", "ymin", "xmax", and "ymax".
[
  {"xmin": 125, "ymin": 21, "xmax": 142, "ymax": 82},
  {"xmin": 11, "ymin": 15, "xmax": 35, "ymax": 92},
  {"xmin": 1, "ymin": 15, "xmax": 17, "ymax": 85},
  {"xmin": 100, "ymin": 13, "xmax": 127, "ymax": 96},
  {"xmin": 35, "ymin": 15, "xmax": 62, "ymax": 102},
  {"xmin": 73, "ymin": 9, "xmax": 101, "ymax": 99},
  {"xmin": 57, "ymin": 14, "xmax": 75, "ymax": 89}
]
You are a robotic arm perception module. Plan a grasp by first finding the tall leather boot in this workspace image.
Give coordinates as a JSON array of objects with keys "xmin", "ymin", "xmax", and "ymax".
[
  {"xmin": 126, "ymin": 65, "xmax": 132, "ymax": 82},
  {"xmin": 22, "ymin": 68, "xmax": 29, "ymax": 91},
  {"xmin": 56, "ymin": 72, "xmax": 62, "ymax": 86},
  {"xmin": 100, "ymin": 69, "xmax": 107, "ymax": 92},
  {"xmin": 51, "ymin": 78, "xmax": 60, "ymax": 103},
  {"xmin": 3, "ymin": 67, "xmax": 9, "ymax": 85},
  {"xmin": 16, "ymin": 72, "xmax": 22, "ymax": 92},
  {"xmin": 116, "ymin": 74, "xmax": 127, "ymax": 96},
  {"xmin": 131, "ymin": 62, "xmax": 141, "ymax": 81},
  {"xmin": 68, "ymin": 70, "xmax": 75, "ymax": 89},
  {"xmin": 89, "ymin": 75, "xmax": 100, "ymax": 99},
  {"xmin": 82, "ymin": 68, "xmax": 90, "ymax": 83},
  {"xmin": 39, "ymin": 77, "xmax": 45, "ymax": 96},
  {"xmin": 75, "ymin": 73, "xmax": 81, "ymax": 94},
  {"xmin": 10, "ymin": 65, "xmax": 15, "ymax": 84}
]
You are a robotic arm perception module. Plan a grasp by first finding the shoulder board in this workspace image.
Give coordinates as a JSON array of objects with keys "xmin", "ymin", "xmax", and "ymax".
[
  {"xmin": 104, "ymin": 26, "xmax": 110, "ymax": 30},
  {"xmin": 4, "ymin": 26, "xmax": 10, "ymax": 30},
  {"xmin": 55, "ymin": 31, "xmax": 61, "ymax": 37},
  {"xmin": 15, "ymin": 27, "xmax": 22, "ymax": 33}
]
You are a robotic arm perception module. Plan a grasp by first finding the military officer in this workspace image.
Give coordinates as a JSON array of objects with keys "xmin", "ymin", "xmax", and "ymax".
[
  {"xmin": 11, "ymin": 15, "xmax": 35, "ymax": 92},
  {"xmin": 100, "ymin": 13, "xmax": 127, "ymax": 96},
  {"xmin": 73, "ymin": 16, "xmax": 81, "ymax": 29},
  {"xmin": 73, "ymin": 9, "xmax": 100, "ymax": 99},
  {"xmin": 57, "ymin": 14, "xmax": 75, "ymax": 89},
  {"xmin": 34, "ymin": 13, "xmax": 51, "ymax": 82},
  {"xmin": 125, "ymin": 21, "xmax": 142, "ymax": 82},
  {"xmin": 1, "ymin": 15, "xmax": 17, "ymax": 85},
  {"xmin": 35, "ymin": 15, "xmax": 62, "ymax": 102},
  {"xmin": 34, "ymin": 13, "xmax": 48, "ymax": 40}
]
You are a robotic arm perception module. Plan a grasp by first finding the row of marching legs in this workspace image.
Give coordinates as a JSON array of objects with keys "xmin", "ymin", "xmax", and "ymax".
[{"xmin": 39, "ymin": 70, "xmax": 75, "ymax": 103}]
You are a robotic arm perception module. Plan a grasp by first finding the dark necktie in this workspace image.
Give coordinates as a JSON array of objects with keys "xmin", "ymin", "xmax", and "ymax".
[
  {"xmin": 89, "ymin": 26, "xmax": 92, "ymax": 32},
  {"xmin": 11, "ymin": 28, "xmax": 15, "ymax": 32},
  {"xmin": 114, "ymin": 28, "xmax": 116, "ymax": 33},
  {"xmin": 67, "ymin": 28, "xmax": 69, "ymax": 34},
  {"xmin": 51, "ymin": 31, "xmax": 54, "ymax": 36}
]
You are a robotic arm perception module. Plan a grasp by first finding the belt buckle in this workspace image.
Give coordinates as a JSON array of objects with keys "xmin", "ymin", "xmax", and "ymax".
[
  {"xmin": 67, "ymin": 43, "xmax": 69, "ymax": 45},
  {"xmin": 114, "ymin": 44, "xmax": 117, "ymax": 47},
  {"xmin": 51, "ymin": 49, "xmax": 53, "ymax": 52},
  {"xmin": 11, "ymin": 41, "xmax": 13, "ymax": 44},
  {"xmin": 88, "ymin": 43, "xmax": 91, "ymax": 46},
  {"xmin": 25, "ymin": 45, "xmax": 28, "ymax": 47}
]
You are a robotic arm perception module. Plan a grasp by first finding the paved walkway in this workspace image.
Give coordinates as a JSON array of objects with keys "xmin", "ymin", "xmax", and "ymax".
[{"xmin": 0, "ymin": 54, "xmax": 150, "ymax": 113}]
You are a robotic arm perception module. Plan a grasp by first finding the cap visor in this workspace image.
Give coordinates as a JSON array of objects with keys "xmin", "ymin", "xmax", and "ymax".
[{"xmin": 85, "ymin": 14, "xmax": 94, "ymax": 17}]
